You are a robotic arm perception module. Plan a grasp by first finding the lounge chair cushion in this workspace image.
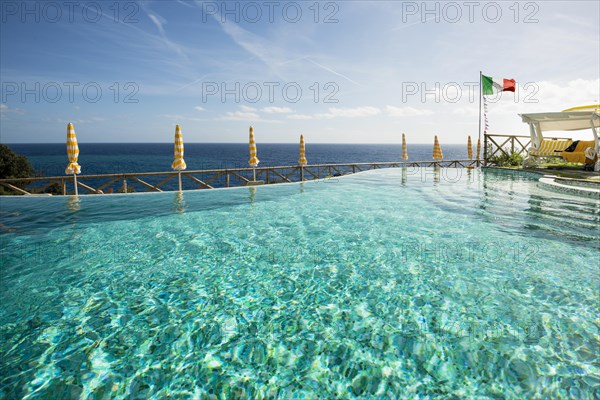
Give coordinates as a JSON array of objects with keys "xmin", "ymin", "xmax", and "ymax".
[
  {"xmin": 561, "ymin": 140, "xmax": 597, "ymax": 164},
  {"xmin": 563, "ymin": 140, "xmax": 579, "ymax": 152},
  {"xmin": 529, "ymin": 139, "xmax": 573, "ymax": 157}
]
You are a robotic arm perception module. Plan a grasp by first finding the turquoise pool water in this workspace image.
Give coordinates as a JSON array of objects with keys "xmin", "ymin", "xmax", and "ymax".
[{"xmin": 0, "ymin": 168, "xmax": 598, "ymax": 399}]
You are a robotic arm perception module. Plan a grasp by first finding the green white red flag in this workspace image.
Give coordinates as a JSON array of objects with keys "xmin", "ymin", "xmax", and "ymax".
[{"xmin": 482, "ymin": 75, "xmax": 516, "ymax": 95}]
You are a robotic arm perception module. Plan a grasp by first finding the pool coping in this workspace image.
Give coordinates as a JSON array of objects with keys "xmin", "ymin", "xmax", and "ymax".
[
  {"xmin": 537, "ymin": 175, "xmax": 600, "ymax": 199},
  {"xmin": 2, "ymin": 167, "xmax": 598, "ymax": 200},
  {"xmin": 484, "ymin": 167, "xmax": 600, "ymax": 199},
  {"xmin": 482, "ymin": 166, "xmax": 544, "ymax": 179}
]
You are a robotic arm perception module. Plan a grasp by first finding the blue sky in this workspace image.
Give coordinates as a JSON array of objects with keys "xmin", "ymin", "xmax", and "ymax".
[{"xmin": 1, "ymin": 0, "xmax": 599, "ymax": 143}]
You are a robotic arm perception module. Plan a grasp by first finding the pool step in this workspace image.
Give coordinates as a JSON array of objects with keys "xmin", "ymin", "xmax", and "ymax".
[{"xmin": 537, "ymin": 175, "xmax": 600, "ymax": 199}]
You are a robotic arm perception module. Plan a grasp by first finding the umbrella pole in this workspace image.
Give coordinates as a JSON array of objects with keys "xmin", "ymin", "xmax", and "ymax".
[
  {"xmin": 253, "ymin": 168, "xmax": 256, "ymax": 182},
  {"xmin": 73, "ymin": 174, "xmax": 78, "ymax": 196},
  {"xmin": 178, "ymin": 172, "xmax": 182, "ymax": 192},
  {"xmin": 300, "ymin": 166, "xmax": 304, "ymax": 181}
]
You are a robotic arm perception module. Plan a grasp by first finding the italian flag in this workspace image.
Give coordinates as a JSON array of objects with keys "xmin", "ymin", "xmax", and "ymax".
[{"xmin": 482, "ymin": 74, "xmax": 516, "ymax": 95}]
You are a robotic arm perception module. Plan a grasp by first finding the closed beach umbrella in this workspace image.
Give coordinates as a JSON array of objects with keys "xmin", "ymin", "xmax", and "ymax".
[
  {"xmin": 299, "ymin": 134, "xmax": 307, "ymax": 166},
  {"xmin": 467, "ymin": 136, "xmax": 473, "ymax": 160},
  {"xmin": 171, "ymin": 124, "xmax": 186, "ymax": 191},
  {"xmin": 249, "ymin": 126, "xmax": 259, "ymax": 167},
  {"xmin": 433, "ymin": 135, "xmax": 443, "ymax": 160},
  {"xmin": 477, "ymin": 138, "xmax": 481, "ymax": 161},
  {"xmin": 172, "ymin": 124, "xmax": 187, "ymax": 171},
  {"xmin": 402, "ymin": 133, "xmax": 408, "ymax": 161},
  {"xmin": 249, "ymin": 126, "xmax": 259, "ymax": 181},
  {"xmin": 65, "ymin": 123, "xmax": 81, "ymax": 195}
]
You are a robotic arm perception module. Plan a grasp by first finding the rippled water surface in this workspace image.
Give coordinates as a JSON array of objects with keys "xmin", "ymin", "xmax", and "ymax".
[{"xmin": 1, "ymin": 168, "xmax": 598, "ymax": 399}]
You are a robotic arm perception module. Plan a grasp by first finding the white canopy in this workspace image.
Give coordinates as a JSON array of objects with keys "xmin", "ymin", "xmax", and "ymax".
[{"xmin": 519, "ymin": 111, "xmax": 600, "ymax": 132}]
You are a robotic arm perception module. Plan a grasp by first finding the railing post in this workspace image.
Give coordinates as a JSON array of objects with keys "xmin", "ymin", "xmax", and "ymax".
[
  {"xmin": 300, "ymin": 166, "xmax": 304, "ymax": 182},
  {"xmin": 61, "ymin": 178, "xmax": 66, "ymax": 195},
  {"xmin": 266, "ymin": 169, "xmax": 270, "ymax": 184},
  {"xmin": 123, "ymin": 177, "xmax": 128, "ymax": 193},
  {"xmin": 511, "ymin": 137, "xmax": 515, "ymax": 154},
  {"xmin": 226, "ymin": 173, "xmax": 230, "ymax": 188}
]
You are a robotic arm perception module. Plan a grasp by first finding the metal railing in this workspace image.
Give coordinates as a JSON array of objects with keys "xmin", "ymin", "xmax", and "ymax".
[{"xmin": 0, "ymin": 160, "xmax": 481, "ymax": 196}]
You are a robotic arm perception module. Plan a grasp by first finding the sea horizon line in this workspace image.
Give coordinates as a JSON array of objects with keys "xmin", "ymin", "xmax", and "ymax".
[{"xmin": 3, "ymin": 142, "xmax": 471, "ymax": 146}]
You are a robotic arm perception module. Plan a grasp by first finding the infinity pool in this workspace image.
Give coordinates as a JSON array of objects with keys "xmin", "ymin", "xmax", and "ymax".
[{"xmin": 0, "ymin": 168, "xmax": 598, "ymax": 399}]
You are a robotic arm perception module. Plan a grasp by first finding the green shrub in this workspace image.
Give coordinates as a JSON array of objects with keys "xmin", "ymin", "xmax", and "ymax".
[
  {"xmin": 0, "ymin": 144, "xmax": 37, "ymax": 194},
  {"xmin": 489, "ymin": 150, "xmax": 524, "ymax": 167},
  {"xmin": 0, "ymin": 144, "xmax": 36, "ymax": 179}
]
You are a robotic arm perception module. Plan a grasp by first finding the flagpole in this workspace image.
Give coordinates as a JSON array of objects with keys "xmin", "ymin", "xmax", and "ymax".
[{"xmin": 478, "ymin": 70, "xmax": 482, "ymax": 148}]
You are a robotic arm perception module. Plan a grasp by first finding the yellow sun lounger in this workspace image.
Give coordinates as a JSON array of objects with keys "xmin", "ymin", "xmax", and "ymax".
[
  {"xmin": 520, "ymin": 109, "xmax": 600, "ymax": 171},
  {"xmin": 529, "ymin": 139, "xmax": 573, "ymax": 157}
]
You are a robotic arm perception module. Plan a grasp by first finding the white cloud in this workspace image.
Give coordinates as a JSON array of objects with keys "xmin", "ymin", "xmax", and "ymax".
[
  {"xmin": 162, "ymin": 114, "xmax": 205, "ymax": 122},
  {"xmin": 0, "ymin": 104, "xmax": 23, "ymax": 113},
  {"xmin": 211, "ymin": 14, "xmax": 283, "ymax": 75},
  {"xmin": 136, "ymin": 2, "xmax": 189, "ymax": 62},
  {"xmin": 194, "ymin": 106, "xmax": 206, "ymax": 111},
  {"xmin": 0, "ymin": 104, "xmax": 25, "ymax": 120},
  {"xmin": 531, "ymin": 79, "xmax": 599, "ymax": 110},
  {"xmin": 163, "ymin": 114, "xmax": 187, "ymax": 121},
  {"xmin": 57, "ymin": 117, "xmax": 105, "ymax": 125},
  {"xmin": 287, "ymin": 114, "xmax": 314, "ymax": 120},
  {"xmin": 484, "ymin": 78, "xmax": 600, "ymax": 116},
  {"xmin": 306, "ymin": 58, "xmax": 361, "ymax": 86},
  {"xmin": 219, "ymin": 106, "xmax": 286, "ymax": 122},
  {"xmin": 175, "ymin": 0, "xmax": 195, "ymax": 8},
  {"xmin": 452, "ymin": 107, "xmax": 478, "ymax": 117},
  {"xmin": 262, "ymin": 106, "xmax": 293, "ymax": 114},
  {"xmin": 223, "ymin": 111, "xmax": 260, "ymax": 121},
  {"xmin": 386, "ymin": 105, "xmax": 434, "ymax": 117},
  {"xmin": 286, "ymin": 106, "xmax": 382, "ymax": 120},
  {"xmin": 148, "ymin": 14, "xmax": 166, "ymax": 37},
  {"xmin": 316, "ymin": 106, "xmax": 381, "ymax": 119}
]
